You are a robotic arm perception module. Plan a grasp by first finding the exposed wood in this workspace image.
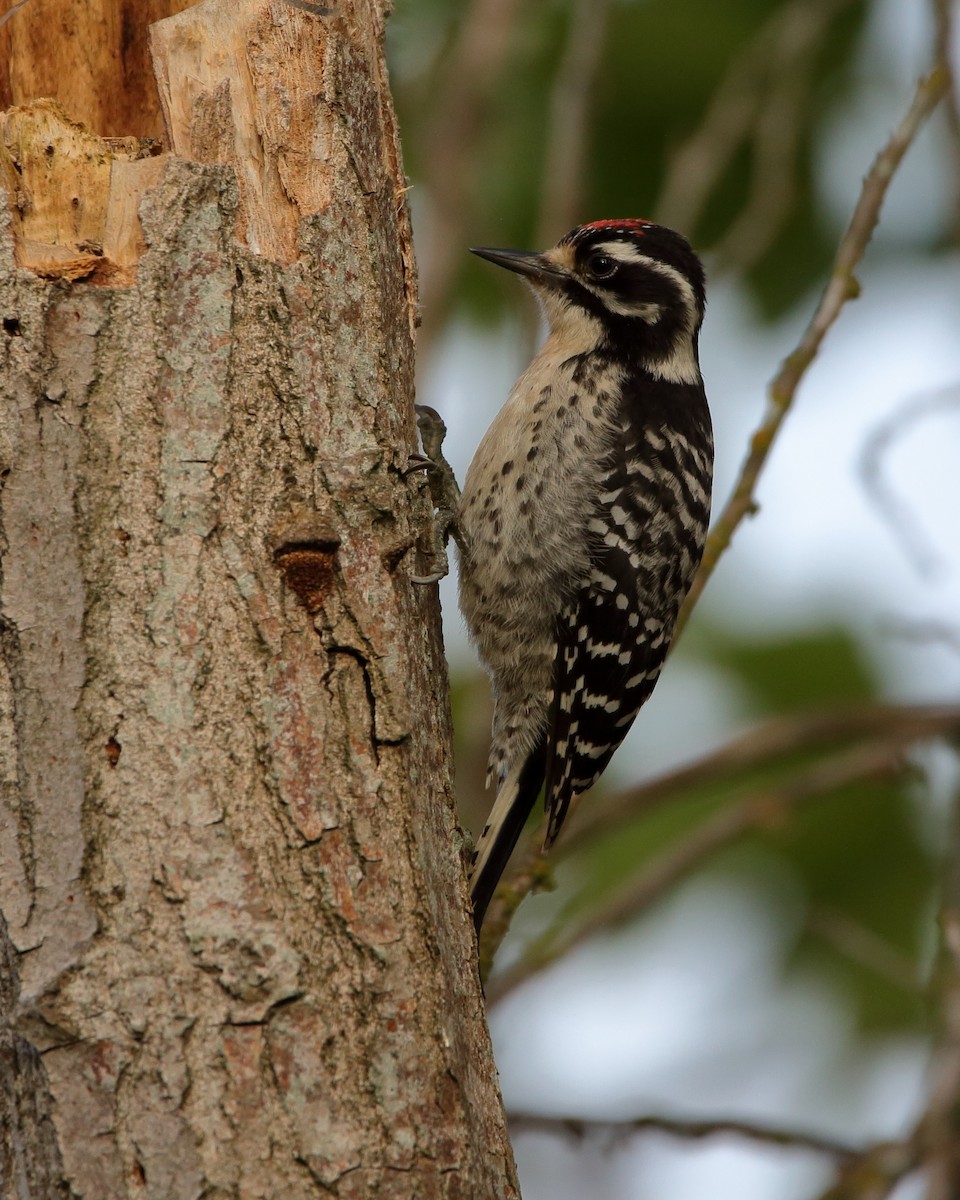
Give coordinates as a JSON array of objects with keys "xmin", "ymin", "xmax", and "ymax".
[
  {"xmin": 0, "ymin": 0, "xmax": 194, "ymax": 138},
  {"xmin": 150, "ymin": 0, "xmax": 336, "ymax": 262},
  {"xmin": 102, "ymin": 154, "xmax": 169, "ymax": 268},
  {"xmin": 0, "ymin": 99, "xmax": 159, "ymax": 281}
]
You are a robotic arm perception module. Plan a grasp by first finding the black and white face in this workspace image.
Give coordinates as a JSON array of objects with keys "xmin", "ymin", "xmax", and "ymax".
[
  {"xmin": 472, "ymin": 218, "xmax": 705, "ymax": 381},
  {"xmin": 551, "ymin": 220, "xmax": 706, "ymax": 332},
  {"xmin": 471, "ymin": 219, "xmax": 706, "ymax": 381}
]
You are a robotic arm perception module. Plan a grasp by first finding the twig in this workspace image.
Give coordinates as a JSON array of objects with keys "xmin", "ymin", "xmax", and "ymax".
[
  {"xmin": 487, "ymin": 739, "xmax": 911, "ymax": 1004},
  {"xmin": 880, "ymin": 618, "xmax": 960, "ymax": 660},
  {"xmin": 710, "ymin": 1, "xmax": 834, "ymax": 270},
  {"xmin": 476, "ymin": 703, "xmax": 960, "ymax": 972},
  {"xmin": 813, "ymin": 1137, "xmax": 921, "ymax": 1200},
  {"xmin": 815, "ymin": 873, "xmax": 960, "ymax": 1200},
  {"xmin": 561, "ymin": 703, "xmax": 960, "ymax": 855},
  {"xmin": 915, "ymin": 779, "xmax": 960, "ymax": 1199},
  {"xmin": 675, "ymin": 63, "xmax": 950, "ymax": 636},
  {"xmin": 477, "ymin": 851, "xmax": 554, "ymax": 983},
  {"xmin": 933, "ymin": 0, "xmax": 960, "ymax": 241},
  {"xmin": 415, "ymin": 0, "xmax": 525, "ymax": 348},
  {"xmin": 860, "ymin": 386, "xmax": 960, "ymax": 578},
  {"xmin": 655, "ymin": 0, "xmax": 855, "ymax": 234},
  {"xmin": 807, "ymin": 906, "xmax": 919, "ymax": 992},
  {"xmin": 654, "ymin": 4, "xmax": 788, "ymax": 229},
  {"xmin": 533, "ymin": 0, "xmax": 611, "ymax": 248},
  {"xmin": 507, "ymin": 1110, "xmax": 861, "ymax": 1159},
  {"xmin": 0, "ymin": 0, "xmax": 31, "ymax": 29}
]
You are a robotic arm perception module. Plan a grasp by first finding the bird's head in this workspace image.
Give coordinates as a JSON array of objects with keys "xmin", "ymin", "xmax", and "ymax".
[{"xmin": 471, "ymin": 219, "xmax": 706, "ymax": 380}]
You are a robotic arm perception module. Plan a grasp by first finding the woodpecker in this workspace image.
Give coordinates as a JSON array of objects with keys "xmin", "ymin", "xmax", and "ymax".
[{"xmin": 459, "ymin": 219, "xmax": 713, "ymax": 933}]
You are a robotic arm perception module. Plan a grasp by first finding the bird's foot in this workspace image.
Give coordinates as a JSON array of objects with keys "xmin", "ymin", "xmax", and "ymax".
[{"xmin": 408, "ymin": 406, "xmax": 466, "ymax": 583}]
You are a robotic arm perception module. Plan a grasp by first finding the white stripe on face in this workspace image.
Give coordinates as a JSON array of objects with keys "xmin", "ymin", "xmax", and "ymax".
[
  {"xmin": 589, "ymin": 240, "xmax": 701, "ymax": 327},
  {"xmin": 644, "ymin": 339, "xmax": 701, "ymax": 385},
  {"xmin": 570, "ymin": 239, "xmax": 702, "ymax": 381}
]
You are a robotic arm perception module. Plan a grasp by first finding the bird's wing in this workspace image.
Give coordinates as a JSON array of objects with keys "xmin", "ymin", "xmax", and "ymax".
[
  {"xmin": 542, "ymin": 532, "xmax": 672, "ymax": 848},
  {"xmin": 541, "ymin": 395, "xmax": 711, "ymax": 847}
]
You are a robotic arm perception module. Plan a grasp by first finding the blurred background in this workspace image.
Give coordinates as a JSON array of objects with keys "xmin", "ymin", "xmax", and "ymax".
[{"xmin": 389, "ymin": 1, "xmax": 960, "ymax": 1197}]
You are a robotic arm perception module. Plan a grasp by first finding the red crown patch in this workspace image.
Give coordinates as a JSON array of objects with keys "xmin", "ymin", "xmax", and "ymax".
[{"xmin": 581, "ymin": 218, "xmax": 652, "ymax": 234}]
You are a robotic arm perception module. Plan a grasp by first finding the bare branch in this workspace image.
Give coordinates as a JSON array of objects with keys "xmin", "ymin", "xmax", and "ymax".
[
  {"xmin": 508, "ymin": 1110, "xmax": 861, "ymax": 1159},
  {"xmin": 675, "ymin": 63, "xmax": 950, "ymax": 636},
  {"xmin": 915, "ymin": 780, "xmax": 960, "ymax": 1199},
  {"xmin": 933, "ymin": 0, "xmax": 960, "ymax": 241},
  {"xmin": 880, "ymin": 618, "xmax": 960, "ymax": 659},
  {"xmin": 813, "ymin": 1138, "xmax": 921, "ymax": 1200},
  {"xmin": 479, "ymin": 704, "xmax": 960, "ymax": 976},
  {"xmin": 533, "ymin": 0, "xmax": 612, "ymax": 248},
  {"xmin": 526, "ymin": 1119, "xmax": 918, "ymax": 1200},
  {"xmin": 710, "ymin": 1, "xmax": 837, "ymax": 270},
  {"xmin": 562, "ymin": 703, "xmax": 960, "ymax": 855},
  {"xmin": 654, "ymin": 4, "xmax": 788, "ymax": 229},
  {"xmin": 488, "ymin": 739, "xmax": 914, "ymax": 1004},
  {"xmin": 526, "ymin": 1111, "xmax": 920, "ymax": 1200},
  {"xmin": 860, "ymin": 386, "xmax": 960, "ymax": 578},
  {"xmin": 416, "ymin": 0, "xmax": 525, "ymax": 347},
  {"xmin": 655, "ymin": 0, "xmax": 855, "ymax": 236},
  {"xmin": 807, "ymin": 906, "xmax": 919, "ymax": 991}
]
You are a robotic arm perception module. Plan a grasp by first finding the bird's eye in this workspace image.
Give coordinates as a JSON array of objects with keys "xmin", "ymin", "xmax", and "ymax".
[{"xmin": 585, "ymin": 252, "xmax": 618, "ymax": 280}]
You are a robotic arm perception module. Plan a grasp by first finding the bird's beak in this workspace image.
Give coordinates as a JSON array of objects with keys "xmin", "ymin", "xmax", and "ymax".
[{"xmin": 469, "ymin": 246, "xmax": 569, "ymax": 284}]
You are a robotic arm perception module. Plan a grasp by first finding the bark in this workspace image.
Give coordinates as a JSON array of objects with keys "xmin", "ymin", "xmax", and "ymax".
[{"xmin": 0, "ymin": 2, "xmax": 518, "ymax": 1198}]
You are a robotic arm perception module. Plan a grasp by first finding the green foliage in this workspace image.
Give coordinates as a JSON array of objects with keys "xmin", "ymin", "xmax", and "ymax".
[
  {"xmin": 589, "ymin": 1, "xmax": 771, "ymax": 212},
  {"xmin": 705, "ymin": 624, "xmax": 879, "ymax": 712},
  {"xmin": 773, "ymin": 774, "xmax": 931, "ymax": 1031},
  {"xmin": 390, "ymin": 0, "xmax": 874, "ymax": 319}
]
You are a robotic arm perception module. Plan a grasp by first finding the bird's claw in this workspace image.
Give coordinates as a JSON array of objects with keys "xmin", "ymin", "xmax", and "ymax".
[
  {"xmin": 407, "ymin": 406, "xmax": 465, "ymax": 583},
  {"xmin": 409, "ymin": 569, "xmax": 446, "ymax": 586},
  {"xmin": 404, "ymin": 452, "xmax": 435, "ymax": 476}
]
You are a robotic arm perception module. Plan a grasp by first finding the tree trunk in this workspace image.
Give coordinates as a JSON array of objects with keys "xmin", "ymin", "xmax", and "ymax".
[{"xmin": 0, "ymin": 2, "xmax": 519, "ymax": 1197}]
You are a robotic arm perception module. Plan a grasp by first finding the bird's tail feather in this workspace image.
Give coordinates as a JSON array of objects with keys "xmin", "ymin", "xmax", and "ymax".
[{"xmin": 469, "ymin": 747, "xmax": 545, "ymax": 934}]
